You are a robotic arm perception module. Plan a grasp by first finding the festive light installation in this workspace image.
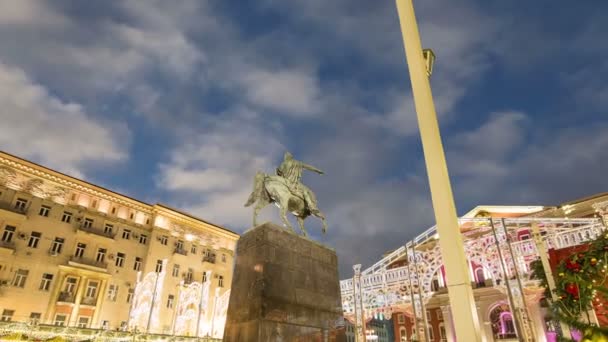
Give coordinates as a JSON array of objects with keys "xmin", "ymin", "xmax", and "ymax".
[
  {"xmin": 129, "ymin": 260, "xmax": 168, "ymax": 333},
  {"xmin": 174, "ymin": 279, "xmax": 211, "ymax": 336}
]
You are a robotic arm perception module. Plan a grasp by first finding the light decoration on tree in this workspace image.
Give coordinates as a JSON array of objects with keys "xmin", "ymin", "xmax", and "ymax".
[{"xmin": 532, "ymin": 231, "xmax": 608, "ymax": 340}]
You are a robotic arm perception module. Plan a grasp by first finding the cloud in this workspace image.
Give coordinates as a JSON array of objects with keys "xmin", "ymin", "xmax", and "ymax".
[
  {"xmin": 0, "ymin": 61, "xmax": 129, "ymax": 176},
  {"xmin": 0, "ymin": 0, "xmax": 67, "ymax": 27},
  {"xmin": 157, "ymin": 110, "xmax": 285, "ymax": 228},
  {"xmin": 240, "ymin": 69, "xmax": 321, "ymax": 116},
  {"xmin": 446, "ymin": 111, "xmax": 608, "ymax": 209}
]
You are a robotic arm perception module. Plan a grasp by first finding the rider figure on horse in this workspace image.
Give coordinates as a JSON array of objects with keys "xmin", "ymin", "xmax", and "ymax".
[{"xmin": 276, "ymin": 152, "xmax": 323, "ymax": 215}]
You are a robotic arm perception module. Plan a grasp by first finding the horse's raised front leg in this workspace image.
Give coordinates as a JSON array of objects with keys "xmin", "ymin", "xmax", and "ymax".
[{"xmin": 297, "ymin": 216, "xmax": 308, "ymax": 237}]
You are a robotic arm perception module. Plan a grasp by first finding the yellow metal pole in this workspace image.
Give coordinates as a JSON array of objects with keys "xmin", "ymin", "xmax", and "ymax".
[{"xmin": 395, "ymin": 0, "xmax": 482, "ymax": 340}]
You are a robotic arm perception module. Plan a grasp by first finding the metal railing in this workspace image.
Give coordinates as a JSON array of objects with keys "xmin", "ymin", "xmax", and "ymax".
[
  {"xmin": 77, "ymin": 224, "xmax": 116, "ymax": 239},
  {"xmin": 0, "ymin": 240, "xmax": 16, "ymax": 250},
  {"xmin": 57, "ymin": 291, "xmax": 75, "ymax": 303},
  {"xmin": 69, "ymin": 256, "xmax": 108, "ymax": 269},
  {"xmin": 202, "ymin": 254, "xmax": 216, "ymax": 264},
  {"xmin": 174, "ymin": 248, "xmax": 188, "ymax": 256},
  {"xmin": 0, "ymin": 202, "xmax": 27, "ymax": 215}
]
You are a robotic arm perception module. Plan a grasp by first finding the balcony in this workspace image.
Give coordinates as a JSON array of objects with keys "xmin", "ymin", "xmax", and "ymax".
[
  {"xmin": 81, "ymin": 296, "xmax": 97, "ymax": 306},
  {"xmin": 77, "ymin": 224, "xmax": 116, "ymax": 241},
  {"xmin": 0, "ymin": 202, "xmax": 27, "ymax": 221},
  {"xmin": 202, "ymin": 254, "xmax": 216, "ymax": 264},
  {"xmin": 68, "ymin": 256, "xmax": 108, "ymax": 272},
  {"xmin": 0, "ymin": 240, "xmax": 15, "ymax": 255},
  {"xmin": 57, "ymin": 291, "xmax": 75, "ymax": 303},
  {"xmin": 173, "ymin": 248, "xmax": 188, "ymax": 256}
]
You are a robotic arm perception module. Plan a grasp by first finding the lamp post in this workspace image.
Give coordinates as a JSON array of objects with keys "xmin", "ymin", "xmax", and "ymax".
[{"xmin": 395, "ymin": 0, "xmax": 481, "ymax": 340}]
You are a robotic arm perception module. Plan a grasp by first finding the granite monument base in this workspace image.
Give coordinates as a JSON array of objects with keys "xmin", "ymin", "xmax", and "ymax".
[{"xmin": 223, "ymin": 222, "xmax": 343, "ymax": 342}]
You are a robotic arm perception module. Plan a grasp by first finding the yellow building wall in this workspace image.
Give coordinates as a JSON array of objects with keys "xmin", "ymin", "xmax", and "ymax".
[{"xmin": 0, "ymin": 152, "xmax": 238, "ymax": 337}]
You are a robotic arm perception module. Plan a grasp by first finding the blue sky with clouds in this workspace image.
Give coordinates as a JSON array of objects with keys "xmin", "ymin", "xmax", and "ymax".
[{"xmin": 1, "ymin": 0, "xmax": 607, "ymax": 276}]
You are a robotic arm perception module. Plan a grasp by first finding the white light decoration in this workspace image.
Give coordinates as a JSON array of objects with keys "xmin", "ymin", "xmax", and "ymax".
[
  {"xmin": 129, "ymin": 260, "xmax": 167, "ymax": 333},
  {"xmin": 174, "ymin": 279, "xmax": 211, "ymax": 336}
]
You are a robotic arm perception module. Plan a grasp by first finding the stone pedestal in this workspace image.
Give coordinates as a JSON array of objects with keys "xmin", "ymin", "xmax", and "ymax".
[{"xmin": 223, "ymin": 222, "xmax": 343, "ymax": 342}]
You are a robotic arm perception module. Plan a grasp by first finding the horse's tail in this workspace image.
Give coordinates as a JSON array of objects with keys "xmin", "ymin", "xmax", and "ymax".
[{"xmin": 244, "ymin": 171, "xmax": 265, "ymax": 207}]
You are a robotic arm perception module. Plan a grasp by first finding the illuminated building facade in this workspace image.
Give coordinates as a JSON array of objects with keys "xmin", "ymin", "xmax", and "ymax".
[
  {"xmin": 342, "ymin": 194, "xmax": 608, "ymax": 342},
  {"xmin": 0, "ymin": 151, "xmax": 238, "ymax": 339}
]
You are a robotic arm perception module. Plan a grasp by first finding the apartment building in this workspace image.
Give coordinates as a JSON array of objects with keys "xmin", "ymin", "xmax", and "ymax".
[{"xmin": 0, "ymin": 151, "xmax": 239, "ymax": 338}]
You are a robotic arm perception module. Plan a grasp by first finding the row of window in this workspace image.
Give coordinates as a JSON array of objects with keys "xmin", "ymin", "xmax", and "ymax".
[
  {"xmin": 9, "ymin": 194, "xmax": 149, "ymax": 224},
  {"xmin": 396, "ymin": 325, "xmax": 447, "ymax": 341},
  {"xmin": 0, "ymin": 309, "xmax": 126, "ymax": 330},
  {"xmin": 5, "ymin": 196, "xmax": 150, "ymax": 244},
  {"xmin": 3, "ymin": 200, "xmax": 228, "ymax": 264},
  {"xmin": 396, "ymin": 310, "xmax": 443, "ymax": 324},
  {"xmin": 154, "ymin": 260, "xmax": 224, "ymax": 287}
]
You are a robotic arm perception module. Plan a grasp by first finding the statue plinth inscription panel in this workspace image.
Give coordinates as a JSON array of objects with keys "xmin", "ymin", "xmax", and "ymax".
[{"xmin": 223, "ymin": 222, "xmax": 342, "ymax": 341}]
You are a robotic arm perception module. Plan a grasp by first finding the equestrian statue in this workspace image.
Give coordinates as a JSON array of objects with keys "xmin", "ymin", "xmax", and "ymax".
[{"xmin": 245, "ymin": 152, "xmax": 328, "ymax": 236}]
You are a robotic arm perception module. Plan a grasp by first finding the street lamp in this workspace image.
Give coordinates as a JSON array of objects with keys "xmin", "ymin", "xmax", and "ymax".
[{"xmin": 395, "ymin": 0, "xmax": 481, "ymax": 341}]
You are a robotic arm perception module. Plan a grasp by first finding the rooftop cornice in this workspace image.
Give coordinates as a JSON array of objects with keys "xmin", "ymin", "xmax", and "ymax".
[
  {"xmin": 153, "ymin": 204, "xmax": 239, "ymax": 240},
  {"xmin": 0, "ymin": 152, "xmax": 153, "ymax": 213}
]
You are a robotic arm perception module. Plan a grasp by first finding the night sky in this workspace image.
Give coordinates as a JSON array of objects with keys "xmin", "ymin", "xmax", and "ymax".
[{"xmin": 1, "ymin": 0, "xmax": 607, "ymax": 277}]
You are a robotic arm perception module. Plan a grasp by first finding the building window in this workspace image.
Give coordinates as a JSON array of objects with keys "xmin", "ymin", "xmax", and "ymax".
[
  {"xmin": 29, "ymin": 312, "xmax": 41, "ymax": 325},
  {"xmin": 78, "ymin": 316, "xmax": 89, "ymax": 328},
  {"xmin": 54, "ymin": 314, "xmax": 67, "ymax": 326},
  {"xmin": 2, "ymin": 225, "xmax": 15, "ymax": 243},
  {"xmin": 437, "ymin": 310, "xmax": 443, "ymax": 320},
  {"xmin": 61, "ymin": 212, "xmax": 72, "ymax": 223},
  {"xmin": 426, "ymin": 310, "xmax": 432, "ymax": 322},
  {"xmin": 185, "ymin": 268, "xmax": 193, "ymax": 283},
  {"xmin": 28, "ymin": 231, "xmax": 41, "ymax": 248},
  {"xmin": 83, "ymin": 218, "xmax": 94, "ymax": 228},
  {"xmin": 91, "ymin": 200, "xmax": 97, "ymax": 208},
  {"xmin": 39, "ymin": 205, "xmax": 51, "ymax": 217},
  {"xmin": 134, "ymin": 257, "xmax": 142, "ymax": 271},
  {"xmin": 116, "ymin": 252, "xmax": 125, "ymax": 267},
  {"xmin": 104, "ymin": 224, "xmax": 113, "ymax": 234},
  {"xmin": 222, "ymin": 254, "xmax": 227, "ymax": 263},
  {"xmin": 15, "ymin": 198, "xmax": 28, "ymax": 211},
  {"xmin": 107, "ymin": 284, "xmax": 118, "ymax": 301},
  {"xmin": 64, "ymin": 277, "xmax": 77, "ymax": 293},
  {"xmin": 160, "ymin": 235, "xmax": 168, "ymax": 245},
  {"xmin": 155, "ymin": 259, "xmax": 163, "ymax": 273},
  {"xmin": 218, "ymin": 275, "xmax": 224, "ymax": 288},
  {"xmin": 1, "ymin": 310, "xmax": 14, "ymax": 322},
  {"xmin": 400, "ymin": 327, "xmax": 406, "ymax": 339},
  {"xmin": 127, "ymin": 288, "xmax": 134, "ymax": 303},
  {"xmin": 122, "ymin": 229, "xmax": 131, "ymax": 239},
  {"xmin": 111, "ymin": 207, "xmax": 116, "ymax": 214},
  {"xmin": 139, "ymin": 234, "xmax": 147, "ymax": 245},
  {"xmin": 96, "ymin": 248, "xmax": 106, "ymax": 263},
  {"xmin": 202, "ymin": 272, "xmax": 207, "ymax": 283},
  {"xmin": 176, "ymin": 240, "xmax": 184, "ymax": 251},
  {"xmin": 428, "ymin": 327, "xmax": 434, "ymax": 341},
  {"xmin": 439, "ymin": 324, "xmax": 447, "ymax": 341},
  {"xmin": 191, "ymin": 245, "xmax": 197, "ymax": 254},
  {"xmin": 172, "ymin": 264, "xmax": 180, "ymax": 277},
  {"xmin": 51, "ymin": 237, "xmax": 64, "ymax": 254},
  {"xmin": 12, "ymin": 269, "xmax": 28, "ymax": 288},
  {"xmin": 39, "ymin": 273, "xmax": 53, "ymax": 291},
  {"xmin": 85, "ymin": 280, "xmax": 99, "ymax": 299},
  {"xmin": 398, "ymin": 313, "xmax": 405, "ymax": 324},
  {"xmin": 167, "ymin": 294, "xmax": 174, "ymax": 309},
  {"xmin": 75, "ymin": 243, "xmax": 86, "ymax": 258},
  {"xmin": 129, "ymin": 212, "xmax": 134, "ymax": 220}
]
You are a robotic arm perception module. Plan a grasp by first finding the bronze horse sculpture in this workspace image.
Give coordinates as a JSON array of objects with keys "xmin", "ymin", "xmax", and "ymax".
[{"xmin": 244, "ymin": 153, "xmax": 328, "ymax": 236}]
